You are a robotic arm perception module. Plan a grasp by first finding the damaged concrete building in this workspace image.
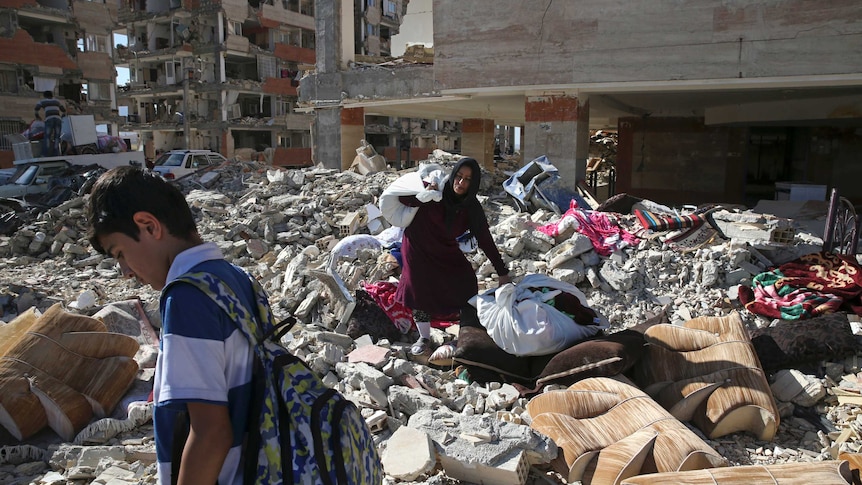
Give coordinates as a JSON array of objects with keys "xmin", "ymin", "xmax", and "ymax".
[
  {"xmin": 0, "ymin": 0, "xmax": 119, "ymax": 166},
  {"xmin": 300, "ymin": 0, "xmax": 862, "ymax": 207},
  {"xmin": 113, "ymin": 0, "xmax": 317, "ymax": 163}
]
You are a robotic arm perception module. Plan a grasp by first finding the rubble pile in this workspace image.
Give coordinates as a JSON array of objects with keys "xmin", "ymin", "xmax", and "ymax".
[{"xmin": 1, "ymin": 160, "xmax": 861, "ymax": 485}]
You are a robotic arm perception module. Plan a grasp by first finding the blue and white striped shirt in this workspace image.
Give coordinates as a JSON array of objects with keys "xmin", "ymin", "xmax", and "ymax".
[{"xmin": 154, "ymin": 243, "xmax": 255, "ymax": 485}]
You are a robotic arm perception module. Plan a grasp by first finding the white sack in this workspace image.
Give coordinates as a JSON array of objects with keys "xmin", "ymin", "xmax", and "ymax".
[
  {"xmin": 379, "ymin": 163, "xmax": 445, "ymax": 227},
  {"xmin": 469, "ymin": 274, "xmax": 609, "ymax": 356}
]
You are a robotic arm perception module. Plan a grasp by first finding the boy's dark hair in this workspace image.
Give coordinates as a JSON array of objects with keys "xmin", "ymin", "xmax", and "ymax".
[
  {"xmin": 87, "ymin": 166, "xmax": 197, "ymax": 254},
  {"xmin": 43, "ymin": 91, "xmax": 53, "ymax": 98}
]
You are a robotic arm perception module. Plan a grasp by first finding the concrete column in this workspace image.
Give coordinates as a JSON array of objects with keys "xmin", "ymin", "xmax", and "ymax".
[
  {"xmin": 340, "ymin": 107, "xmax": 365, "ymax": 170},
  {"xmin": 524, "ymin": 94, "xmax": 590, "ymax": 188},
  {"xmin": 461, "ymin": 118, "xmax": 495, "ymax": 170},
  {"xmin": 314, "ymin": 0, "xmax": 341, "ymax": 74},
  {"xmin": 313, "ymin": 108, "xmax": 341, "ymax": 169}
]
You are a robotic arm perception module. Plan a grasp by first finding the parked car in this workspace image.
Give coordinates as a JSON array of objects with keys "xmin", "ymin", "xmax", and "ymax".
[
  {"xmin": 151, "ymin": 150, "xmax": 228, "ymax": 180},
  {"xmin": 0, "ymin": 161, "xmax": 72, "ymax": 199}
]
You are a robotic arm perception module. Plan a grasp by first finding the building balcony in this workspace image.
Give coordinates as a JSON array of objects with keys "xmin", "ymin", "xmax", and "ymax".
[
  {"xmin": 380, "ymin": 14, "xmax": 400, "ymax": 28},
  {"xmin": 126, "ymin": 43, "xmax": 193, "ymax": 62},
  {"xmin": 122, "ymin": 81, "xmax": 184, "ymax": 96},
  {"xmin": 273, "ymin": 43, "xmax": 315, "ymax": 65},
  {"xmin": 118, "ymin": 8, "xmax": 165, "ymax": 24},
  {"xmin": 17, "ymin": 5, "xmax": 74, "ymax": 24}
]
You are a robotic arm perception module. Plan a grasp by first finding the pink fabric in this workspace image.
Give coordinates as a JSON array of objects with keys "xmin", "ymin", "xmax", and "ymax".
[
  {"xmin": 362, "ymin": 281, "xmax": 415, "ymax": 333},
  {"xmin": 537, "ymin": 200, "xmax": 640, "ymax": 256},
  {"xmin": 429, "ymin": 316, "xmax": 458, "ymax": 330}
]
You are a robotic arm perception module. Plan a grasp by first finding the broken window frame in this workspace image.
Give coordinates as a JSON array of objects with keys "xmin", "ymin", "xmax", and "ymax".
[
  {"xmin": 78, "ymin": 33, "xmax": 110, "ymax": 54},
  {"xmin": 0, "ymin": 69, "xmax": 18, "ymax": 94},
  {"xmin": 0, "ymin": 119, "xmax": 25, "ymax": 151},
  {"xmin": 384, "ymin": 0, "xmax": 397, "ymax": 17},
  {"xmin": 0, "ymin": 11, "xmax": 17, "ymax": 37},
  {"xmin": 274, "ymin": 97, "xmax": 291, "ymax": 116},
  {"xmin": 89, "ymin": 34, "xmax": 109, "ymax": 54}
]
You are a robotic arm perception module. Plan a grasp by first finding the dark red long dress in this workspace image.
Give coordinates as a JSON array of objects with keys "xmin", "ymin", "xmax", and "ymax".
[{"xmin": 394, "ymin": 195, "xmax": 508, "ymax": 316}]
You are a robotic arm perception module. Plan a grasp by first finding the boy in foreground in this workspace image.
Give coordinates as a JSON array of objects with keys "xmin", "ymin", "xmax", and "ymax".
[{"xmin": 86, "ymin": 166, "xmax": 254, "ymax": 485}]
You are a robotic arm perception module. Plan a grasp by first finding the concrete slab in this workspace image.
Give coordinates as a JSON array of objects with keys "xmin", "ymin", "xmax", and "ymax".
[
  {"xmin": 440, "ymin": 449, "xmax": 529, "ymax": 485},
  {"xmin": 346, "ymin": 344, "xmax": 391, "ymax": 367},
  {"xmin": 381, "ymin": 426, "xmax": 437, "ymax": 481}
]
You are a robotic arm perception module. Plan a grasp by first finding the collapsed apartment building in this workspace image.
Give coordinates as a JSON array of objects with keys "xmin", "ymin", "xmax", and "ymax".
[
  {"xmin": 300, "ymin": 0, "xmax": 862, "ymax": 208},
  {"xmin": 111, "ymin": 0, "xmax": 410, "ymax": 163},
  {"xmin": 113, "ymin": 0, "xmax": 317, "ymax": 163},
  {"xmin": 0, "ymin": 0, "xmax": 412, "ymax": 166},
  {"xmin": 0, "ymin": 0, "xmax": 118, "ymax": 166}
]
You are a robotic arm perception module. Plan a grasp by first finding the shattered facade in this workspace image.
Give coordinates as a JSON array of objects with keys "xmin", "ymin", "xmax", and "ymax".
[
  {"xmin": 114, "ymin": 0, "xmax": 316, "ymax": 164},
  {"xmin": 0, "ymin": 0, "xmax": 119, "ymax": 167},
  {"xmin": 353, "ymin": 0, "xmax": 406, "ymax": 59}
]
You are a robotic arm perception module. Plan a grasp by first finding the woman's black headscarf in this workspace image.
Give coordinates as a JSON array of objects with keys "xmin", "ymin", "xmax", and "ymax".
[{"xmin": 441, "ymin": 157, "xmax": 485, "ymax": 235}]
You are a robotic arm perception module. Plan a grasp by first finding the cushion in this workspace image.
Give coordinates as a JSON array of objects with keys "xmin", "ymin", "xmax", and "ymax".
[
  {"xmin": 532, "ymin": 329, "xmax": 647, "ymax": 388},
  {"xmin": 452, "ymin": 325, "xmax": 533, "ymax": 383},
  {"xmin": 749, "ymin": 312, "xmax": 859, "ymax": 372},
  {"xmin": 634, "ymin": 209, "xmax": 704, "ymax": 232}
]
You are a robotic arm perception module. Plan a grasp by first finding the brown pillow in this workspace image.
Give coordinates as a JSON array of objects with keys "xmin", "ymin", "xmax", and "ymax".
[
  {"xmin": 532, "ymin": 329, "xmax": 647, "ymax": 388},
  {"xmin": 452, "ymin": 325, "xmax": 533, "ymax": 383},
  {"xmin": 749, "ymin": 312, "xmax": 859, "ymax": 372}
]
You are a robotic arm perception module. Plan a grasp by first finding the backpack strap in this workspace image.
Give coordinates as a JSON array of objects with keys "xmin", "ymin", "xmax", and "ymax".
[{"xmin": 163, "ymin": 270, "xmax": 295, "ymax": 347}]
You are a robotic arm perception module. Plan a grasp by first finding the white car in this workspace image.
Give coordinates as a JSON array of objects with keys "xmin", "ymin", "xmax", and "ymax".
[{"xmin": 151, "ymin": 150, "xmax": 228, "ymax": 180}]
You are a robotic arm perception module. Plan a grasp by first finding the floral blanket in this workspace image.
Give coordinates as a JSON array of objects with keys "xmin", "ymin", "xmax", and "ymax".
[{"xmin": 739, "ymin": 251, "xmax": 862, "ymax": 320}]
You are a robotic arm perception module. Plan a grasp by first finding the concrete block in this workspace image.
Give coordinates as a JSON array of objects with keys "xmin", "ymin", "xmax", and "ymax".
[
  {"xmin": 382, "ymin": 426, "xmax": 437, "ymax": 481},
  {"xmin": 771, "ymin": 369, "xmax": 810, "ymax": 402},
  {"xmin": 362, "ymin": 380, "xmax": 389, "ymax": 406},
  {"xmin": 737, "ymin": 260, "xmax": 763, "ymax": 276},
  {"xmin": 366, "ymin": 409, "xmax": 388, "ymax": 433},
  {"xmin": 335, "ymin": 361, "xmax": 394, "ymax": 391},
  {"xmin": 599, "ymin": 262, "xmax": 635, "ymax": 291},
  {"xmin": 440, "ymin": 450, "xmax": 529, "ymax": 485},
  {"xmin": 725, "ymin": 268, "xmax": 750, "ymax": 286},
  {"xmin": 579, "ymin": 249, "xmax": 600, "ymax": 267},
  {"xmin": 522, "ymin": 231, "xmax": 554, "ymax": 253}
]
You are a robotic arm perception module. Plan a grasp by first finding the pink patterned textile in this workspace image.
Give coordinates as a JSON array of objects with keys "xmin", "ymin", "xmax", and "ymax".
[
  {"xmin": 361, "ymin": 281, "xmax": 415, "ymax": 333},
  {"xmin": 537, "ymin": 200, "xmax": 640, "ymax": 256}
]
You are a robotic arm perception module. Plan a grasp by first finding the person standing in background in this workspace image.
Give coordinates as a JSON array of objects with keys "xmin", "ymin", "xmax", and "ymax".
[{"xmin": 34, "ymin": 91, "xmax": 66, "ymax": 157}]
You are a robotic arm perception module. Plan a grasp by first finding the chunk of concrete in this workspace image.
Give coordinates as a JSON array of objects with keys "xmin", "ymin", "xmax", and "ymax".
[
  {"xmin": 440, "ymin": 449, "xmax": 529, "ymax": 485},
  {"xmin": 771, "ymin": 369, "xmax": 826, "ymax": 407},
  {"xmin": 346, "ymin": 344, "xmax": 391, "ymax": 368},
  {"xmin": 381, "ymin": 426, "xmax": 436, "ymax": 481}
]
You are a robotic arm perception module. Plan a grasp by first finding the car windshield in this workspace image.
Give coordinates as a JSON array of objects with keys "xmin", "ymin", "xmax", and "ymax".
[
  {"xmin": 14, "ymin": 165, "xmax": 39, "ymax": 185},
  {"xmin": 154, "ymin": 153, "xmax": 185, "ymax": 167}
]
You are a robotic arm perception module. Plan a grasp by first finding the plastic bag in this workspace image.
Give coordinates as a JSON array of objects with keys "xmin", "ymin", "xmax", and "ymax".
[{"xmin": 469, "ymin": 274, "xmax": 609, "ymax": 356}]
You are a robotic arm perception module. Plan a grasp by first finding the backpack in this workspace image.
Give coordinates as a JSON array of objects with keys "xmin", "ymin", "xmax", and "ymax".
[{"xmin": 166, "ymin": 270, "xmax": 384, "ymax": 485}]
